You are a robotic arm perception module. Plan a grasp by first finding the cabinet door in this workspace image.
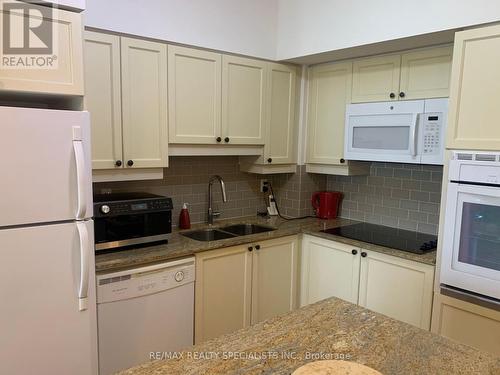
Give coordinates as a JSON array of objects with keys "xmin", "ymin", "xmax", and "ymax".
[
  {"xmin": 83, "ymin": 31, "xmax": 123, "ymax": 170},
  {"xmin": 222, "ymin": 55, "xmax": 267, "ymax": 144},
  {"xmin": 251, "ymin": 236, "xmax": 299, "ymax": 324},
  {"xmin": 447, "ymin": 25, "xmax": 500, "ymax": 150},
  {"xmin": 431, "ymin": 293, "xmax": 500, "ymax": 356},
  {"xmin": 0, "ymin": 1, "xmax": 84, "ymax": 95},
  {"xmin": 121, "ymin": 37, "xmax": 168, "ymax": 168},
  {"xmin": 168, "ymin": 46, "xmax": 222, "ymax": 144},
  {"xmin": 400, "ymin": 45, "xmax": 453, "ymax": 100},
  {"xmin": 359, "ymin": 250, "xmax": 434, "ymax": 330},
  {"xmin": 306, "ymin": 61, "xmax": 352, "ymax": 165},
  {"xmin": 300, "ymin": 235, "xmax": 360, "ymax": 306},
  {"xmin": 264, "ymin": 63, "xmax": 297, "ymax": 164},
  {"xmin": 195, "ymin": 245, "xmax": 252, "ymax": 343},
  {"xmin": 352, "ymin": 54, "xmax": 401, "ymax": 103}
]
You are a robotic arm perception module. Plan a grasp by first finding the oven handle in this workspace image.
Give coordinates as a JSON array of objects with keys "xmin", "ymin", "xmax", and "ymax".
[
  {"xmin": 409, "ymin": 114, "xmax": 419, "ymax": 157},
  {"xmin": 441, "ymin": 285, "xmax": 500, "ymax": 312}
]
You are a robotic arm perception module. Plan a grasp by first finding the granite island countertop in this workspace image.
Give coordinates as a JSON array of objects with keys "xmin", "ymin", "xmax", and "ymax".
[
  {"xmin": 95, "ymin": 216, "xmax": 437, "ymax": 273},
  {"xmin": 118, "ymin": 297, "xmax": 500, "ymax": 375}
]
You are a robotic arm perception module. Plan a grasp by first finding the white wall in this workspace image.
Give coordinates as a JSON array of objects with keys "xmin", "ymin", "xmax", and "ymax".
[
  {"xmin": 84, "ymin": 0, "xmax": 278, "ymax": 60},
  {"xmin": 276, "ymin": 0, "xmax": 500, "ymax": 60}
]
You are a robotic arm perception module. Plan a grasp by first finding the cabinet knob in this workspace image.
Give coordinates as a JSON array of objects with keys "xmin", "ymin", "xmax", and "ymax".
[
  {"xmin": 399, "ymin": 92, "xmax": 406, "ymax": 98},
  {"xmin": 248, "ymin": 246, "xmax": 253, "ymax": 252},
  {"xmin": 255, "ymin": 245, "xmax": 261, "ymax": 250},
  {"xmin": 340, "ymin": 158, "xmax": 345, "ymax": 164},
  {"xmin": 216, "ymin": 137, "xmax": 222, "ymax": 143},
  {"xmin": 224, "ymin": 137, "xmax": 230, "ymax": 143},
  {"xmin": 115, "ymin": 160, "xmax": 122, "ymax": 167},
  {"xmin": 389, "ymin": 92, "xmax": 396, "ymax": 99},
  {"xmin": 361, "ymin": 252, "xmax": 367, "ymax": 258},
  {"xmin": 127, "ymin": 160, "xmax": 134, "ymax": 167},
  {"xmin": 267, "ymin": 158, "xmax": 272, "ymax": 163},
  {"xmin": 351, "ymin": 249, "xmax": 358, "ymax": 255}
]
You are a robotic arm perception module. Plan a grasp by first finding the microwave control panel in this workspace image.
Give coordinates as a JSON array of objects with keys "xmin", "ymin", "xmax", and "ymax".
[{"xmin": 422, "ymin": 113, "xmax": 443, "ymax": 155}]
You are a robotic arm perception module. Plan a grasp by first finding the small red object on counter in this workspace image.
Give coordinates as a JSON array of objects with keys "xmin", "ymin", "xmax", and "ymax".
[{"xmin": 179, "ymin": 203, "xmax": 191, "ymax": 229}]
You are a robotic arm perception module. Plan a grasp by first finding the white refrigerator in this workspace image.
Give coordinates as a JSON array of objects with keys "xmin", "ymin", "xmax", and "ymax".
[{"xmin": 0, "ymin": 107, "xmax": 97, "ymax": 375}]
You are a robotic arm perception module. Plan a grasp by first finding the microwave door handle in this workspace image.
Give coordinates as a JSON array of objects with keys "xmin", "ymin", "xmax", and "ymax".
[
  {"xmin": 76, "ymin": 221, "xmax": 90, "ymax": 311},
  {"xmin": 409, "ymin": 114, "xmax": 419, "ymax": 157}
]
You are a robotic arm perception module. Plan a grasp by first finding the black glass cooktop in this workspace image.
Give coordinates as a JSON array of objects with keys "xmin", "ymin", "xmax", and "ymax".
[{"xmin": 321, "ymin": 223, "xmax": 437, "ymax": 254}]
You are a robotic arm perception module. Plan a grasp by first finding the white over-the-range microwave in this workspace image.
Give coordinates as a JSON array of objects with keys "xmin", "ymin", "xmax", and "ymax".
[{"xmin": 344, "ymin": 98, "xmax": 448, "ymax": 165}]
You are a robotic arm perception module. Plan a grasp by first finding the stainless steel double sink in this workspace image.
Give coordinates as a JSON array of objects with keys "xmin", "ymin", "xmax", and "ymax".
[{"xmin": 181, "ymin": 223, "xmax": 275, "ymax": 242}]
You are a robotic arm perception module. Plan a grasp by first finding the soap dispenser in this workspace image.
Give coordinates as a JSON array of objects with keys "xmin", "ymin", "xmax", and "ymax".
[{"xmin": 179, "ymin": 203, "xmax": 191, "ymax": 229}]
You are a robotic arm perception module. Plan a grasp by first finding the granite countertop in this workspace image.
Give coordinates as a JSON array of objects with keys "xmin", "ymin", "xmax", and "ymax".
[
  {"xmin": 95, "ymin": 216, "xmax": 437, "ymax": 273},
  {"xmin": 118, "ymin": 297, "xmax": 500, "ymax": 375}
]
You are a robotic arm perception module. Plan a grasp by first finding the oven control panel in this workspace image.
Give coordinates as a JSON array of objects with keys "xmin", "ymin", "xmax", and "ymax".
[{"xmin": 93, "ymin": 197, "xmax": 173, "ymax": 217}]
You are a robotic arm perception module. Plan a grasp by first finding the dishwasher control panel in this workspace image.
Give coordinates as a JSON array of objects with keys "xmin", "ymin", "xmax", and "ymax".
[{"xmin": 97, "ymin": 258, "xmax": 195, "ymax": 304}]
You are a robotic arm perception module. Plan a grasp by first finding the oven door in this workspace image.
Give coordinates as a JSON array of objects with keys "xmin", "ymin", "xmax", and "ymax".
[
  {"xmin": 94, "ymin": 210, "xmax": 171, "ymax": 251},
  {"xmin": 441, "ymin": 183, "xmax": 500, "ymax": 299},
  {"xmin": 345, "ymin": 102, "xmax": 424, "ymax": 164}
]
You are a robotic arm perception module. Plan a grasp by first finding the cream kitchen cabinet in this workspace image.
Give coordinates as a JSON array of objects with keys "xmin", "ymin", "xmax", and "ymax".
[
  {"xmin": 222, "ymin": 55, "xmax": 267, "ymax": 145},
  {"xmin": 300, "ymin": 235, "xmax": 360, "ymax": 305},
  {"xmin": 240, "ymin": 63, "xmax": 298, "ymax": 174},
  {"xmin": 194, "ymin": 244, "xmax": 252, "ymax": 344},
  {"xmin": 168, "ymin": 46, "xmax": 221, "ymax": 144},
  {"xmin": 121, "ymin": 37, "xmax": 168, "ymax": 168},
  {"xmin": 351, "ymin": 45, "xmax": 452, "ymax": 103},
  {"xmin": 305, "ymin": 61, "xmax": 369, "ymax": 176},
  {"xmin": 447, "ymin": 25, "xmax": 500, "ymax": 150},
  {"xmin": 358, "ymin": 249, "xmax": 435, "ymax": 330},
  {"xmin": 0, "ymin": 1, "xmax": 84, "ymax": 95},
  {"xmin": 300, "ymin": 235, "xmax": 434, "ymax": 330},
  {"xmin": 195, "ymin": 235, "xmax": 299, "ymax": 343},
  {"xmin": 431, "ymin": 292, "xmax": 500, "ymax": 356},
  {"xmin": 352, "ymin": 54, "xmax": 401, "ymax": 103},
  {"xmin": 84, "ymin": 32, "xmax": 168, "ymax": 169},
  {"xmin": 83, "ymin": 31, "xmax": 122, "ymax": 169}
]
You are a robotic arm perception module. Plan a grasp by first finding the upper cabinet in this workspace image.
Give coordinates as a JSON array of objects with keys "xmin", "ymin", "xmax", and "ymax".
[
  {"xmin": 447, "ymin": 25, "xmax": 500, "ymax": 150},
  {"xmin": 121, "ymin": 37, "xmax": 168, "ymax": 168},
  {"xmin": 263, "ymin": 63, "xmax": 297, "ymax": 165},
  {"xmin": 84, "ymin": 31, "xmax": 168, "ymax": 170},
  {"xmin": 352, "ymin": 45, "xmax": 452, "ymax": 103},
  {"xmin": 168, "ymin": 46, "xmax": 221, "ymax": 144},
  {"xmin": 83, "ymin": 31, "xmax": 122, "ymax": 170},
  {"xmin": 307, "ymin": 61, "xmax": 352, "ymax": 165},
  {"xmin": 0, "ymin": 1, "xmax": 83, "ymax": 95},
  {"xmin": 222, "ymin": 55, "xmax": 267, "ymax": 145},
  {"xmin": 352, "ymin": 54, "xmax": 401, "ymax": 103},
  {"xmin": 240, "ymin": 62, "xmax": 298, "ymax": 173}
]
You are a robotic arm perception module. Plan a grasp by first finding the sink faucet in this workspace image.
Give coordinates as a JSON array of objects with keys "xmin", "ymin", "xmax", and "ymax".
[{"xmin": 208, "ymin": 175, "xmax": 227, "ymax": 225}]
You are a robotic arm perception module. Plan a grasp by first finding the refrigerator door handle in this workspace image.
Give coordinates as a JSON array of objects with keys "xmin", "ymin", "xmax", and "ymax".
[
  {"xmin": 76, "ymin": 221, "xmax": 90, "ymax": 311},
  {"xmin": 73, "ymin": 132, "xmax": 87, "ymax": 220}
]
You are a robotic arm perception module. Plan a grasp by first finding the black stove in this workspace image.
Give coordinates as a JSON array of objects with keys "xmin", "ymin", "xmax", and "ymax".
[{"xmin": 321, "ymin": 223, "xmax": 437, "ymax": 254}]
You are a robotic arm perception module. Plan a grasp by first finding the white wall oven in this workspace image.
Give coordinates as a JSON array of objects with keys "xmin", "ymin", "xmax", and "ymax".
[{"xmin": 441, "ymin": 151, "xmax": 500, "ymax": 308}]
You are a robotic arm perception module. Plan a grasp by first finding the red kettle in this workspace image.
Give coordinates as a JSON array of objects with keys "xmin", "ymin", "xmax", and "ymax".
[{"xmin": 311, "ymin": 191, "xmax": 342, "ymax": 219}]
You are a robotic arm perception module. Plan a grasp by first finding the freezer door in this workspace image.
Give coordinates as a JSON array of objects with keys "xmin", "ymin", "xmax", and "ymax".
[
  {"xmin": 0, "ymin": 107, "xmax": 93, "ymax": 227},
  {"xmin": 0, "ymin": 221, "xmax": 97, "ymax": 375}
]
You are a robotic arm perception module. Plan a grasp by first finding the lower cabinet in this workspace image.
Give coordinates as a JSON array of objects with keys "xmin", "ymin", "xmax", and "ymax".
[
  {"xmin": 431, "ymin": 293, "xmax": 500, "ymax": 356},
  {"xmin": 358, "ymin": 250, "xmax": 434, "ymax": 330},
  {"xmin": 301, "ymin": 235, "xmax": 435, "ymax": 330},
  {"xmin": 195, "ymin": 236, "xmax": 299, "ymax": 343}
]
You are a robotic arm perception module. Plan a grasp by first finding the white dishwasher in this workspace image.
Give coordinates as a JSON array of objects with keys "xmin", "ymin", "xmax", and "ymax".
[{"xmin": 96, "ymin": 257, "xmax": 195, "ymax": 375}]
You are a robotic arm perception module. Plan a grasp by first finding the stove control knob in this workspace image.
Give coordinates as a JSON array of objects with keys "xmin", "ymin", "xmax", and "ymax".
[
  {"xmin": 100, "ymin": 205, "xmax": 110, "ymax": 214},
  {"xmin": 175, "ymin": 271, "xmax": 185, "ymax": 282}
]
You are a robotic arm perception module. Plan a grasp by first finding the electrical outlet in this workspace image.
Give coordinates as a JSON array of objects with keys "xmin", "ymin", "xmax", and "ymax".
[{"xmin": 260, "ymin": 179, "xmax": 269, "ymax": 193}]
